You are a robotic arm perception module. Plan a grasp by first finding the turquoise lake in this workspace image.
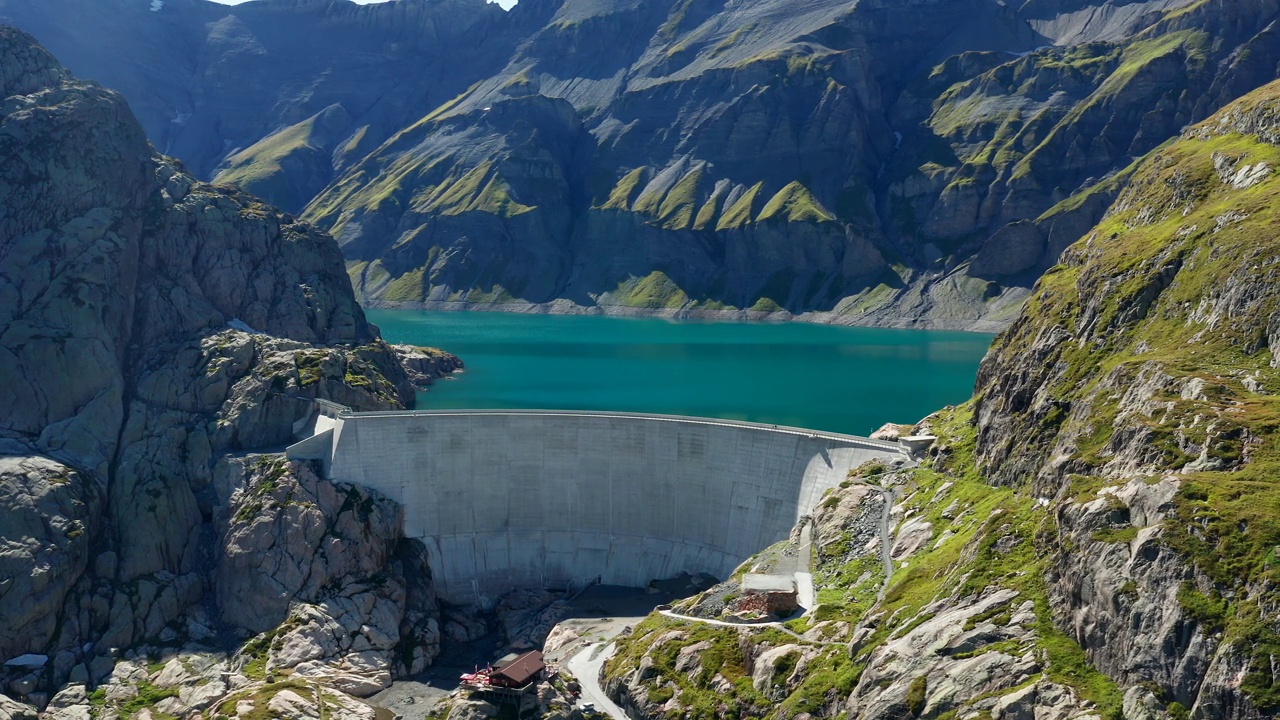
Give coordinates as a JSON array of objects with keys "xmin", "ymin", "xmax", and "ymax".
[{"xmin": 365, "ymin": 310, "xmax": 994, "ymax": 436}]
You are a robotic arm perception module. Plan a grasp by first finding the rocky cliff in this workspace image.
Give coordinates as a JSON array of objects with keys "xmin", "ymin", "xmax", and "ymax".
[
  {"xmin": 601, "ymin": 79, "xmax": 1280, "ymax": 720},
  {"xmin": 0, "ymin": 26, "xmax": 457, "ymax": 716},
  {"xmin": 5, "ymin": 0, "xmax": 1280, "ymax": 328},
  {"xmin": 3, "ymin": 12, "xmax": 1280, "ymax": 720}
]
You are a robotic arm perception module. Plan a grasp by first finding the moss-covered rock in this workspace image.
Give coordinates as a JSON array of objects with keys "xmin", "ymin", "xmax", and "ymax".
[{"xmin": 602, "ymin": 78, "xmax": 1280, "ymax": 720}]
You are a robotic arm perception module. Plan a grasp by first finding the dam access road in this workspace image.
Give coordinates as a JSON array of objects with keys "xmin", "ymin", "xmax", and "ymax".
[{"xmin": 288, "ymin": 403, "xmax": 908, "ymax": 608}]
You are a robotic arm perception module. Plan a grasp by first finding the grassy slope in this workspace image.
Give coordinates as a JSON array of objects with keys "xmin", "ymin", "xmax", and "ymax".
[
  {"xmin": 605, "ymin": 405, "xmax": 1126, "ymax": 719},
  {"xmin": 984, "ymin": 87, "xmax": 1280, "ymax": 708},
  {"xmin": 607, "ymin": 82, "xmax": 1280, "ymax": 720},
  {"xmin": 214, "ymin": 116, "xmax": 326, "ymax": 209}
]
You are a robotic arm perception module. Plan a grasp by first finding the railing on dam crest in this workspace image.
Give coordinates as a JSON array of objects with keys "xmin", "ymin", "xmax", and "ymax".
[{"xmin": 302, "ymin": 401, "xmax": 906, "ymax": 455}]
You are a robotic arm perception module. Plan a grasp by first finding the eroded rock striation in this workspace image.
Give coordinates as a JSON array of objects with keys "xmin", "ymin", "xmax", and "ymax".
[
  {"xmin": 4, "ymin": 15, "xmax": 1280, "ymax": 720},
  {"xmin": 0, "ymin": 26, "xmax": 456, "ymax": 713},
  {"xmin": 5, "ymin": 0, "xmax": 1280, "ymax": 328}
]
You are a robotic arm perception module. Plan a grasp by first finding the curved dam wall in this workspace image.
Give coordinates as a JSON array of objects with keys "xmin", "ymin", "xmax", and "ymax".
[{"xmin": 293, "ymin": 408, "xmax": 904, "ymax": 607}]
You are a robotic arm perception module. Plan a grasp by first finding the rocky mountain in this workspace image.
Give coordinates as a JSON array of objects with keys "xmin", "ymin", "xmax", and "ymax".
[
  {"xmin": 5, "ymin": 0, "xmax": 1279, "ymax": 328},
  {"xmin": 0, "ymin": 25, "xmax": 460, "ymax": 715},
  {"xmin": 2, "ymin": 10, "xmax": 1280, "ymax": 720},
  {"xmin": 600, "ymin": 80, "xmax": 1280, "ymax": 719}
]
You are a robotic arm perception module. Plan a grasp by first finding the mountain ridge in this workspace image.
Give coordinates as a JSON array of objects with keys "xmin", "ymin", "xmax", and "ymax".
[
  {"xmin": 7, "ymin": 0, "xmax": 1277, "ymax": 328},
  {"xmin": 1, "ymin": 19, "xmax": 1280, "ymax": 720}
]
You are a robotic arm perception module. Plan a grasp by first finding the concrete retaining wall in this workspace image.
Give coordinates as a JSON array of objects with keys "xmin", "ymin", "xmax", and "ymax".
[{"xmin": 296, "ymin": 409, "xmax": 903, "ymax": 607}]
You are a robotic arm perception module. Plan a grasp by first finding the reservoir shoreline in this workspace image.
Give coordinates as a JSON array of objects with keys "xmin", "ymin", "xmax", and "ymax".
[{"xmin": 362, "ymin": 297, "xmax": 1016, "ymax": 334}]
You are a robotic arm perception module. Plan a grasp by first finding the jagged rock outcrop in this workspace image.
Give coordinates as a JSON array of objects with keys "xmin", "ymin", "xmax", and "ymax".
[
  {"xmin": 967, "ymin": 80, "xmax": 1280, "ymax": 719},
  {"xmin": 0, "ymin": 26, "xmax": 451, "ymax": 709},
  {"xmin": 604, "ymin": 465, "xmax": 1105, "ymax": 720},
  {"xmin": 215, "ymin": 456, "xmax": 442, "ymax": 694},
  {"xmin": 392, "ymin": 343, "xmax": 465, "ymax": 390},
  {"xmin": 216, "ymin": 457, "xmax": 404, "ymax": 635},
  {"xmin": 600, "ymin": 81, "xmax": 1280, "ymax": 720},
  {"xmin": 37, "ymin": 653, "xmax": 386, "ymax": 720},
  {"xmin": 0, "ymin": 457, "xmax": 99, "ymax": 678},
  {"xmin": 6, "ymin": 0, "xmax": 1280, "ymax": 328}
]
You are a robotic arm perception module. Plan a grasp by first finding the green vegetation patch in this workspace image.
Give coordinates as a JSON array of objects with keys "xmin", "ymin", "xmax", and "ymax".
[
  {"xmin": 717, "ymin": 183, "xmax": 764, "ymax": 231},
  {"xmin": 602, "ymin": 167, "xmax": 649, "ymax": 210},
  {"xmin": 694, "ymin": 192, "xmax": 722, "ymax": 230},
  {"xmin": 610, "ymin": 271, "xmax": 691, "ymax": 310},
  {"xmin": 773, "ymin": 651, "xmax": 862, "ymax": 717},
  {"xmin": 1106, "ymin": 30, "xmax": 1209, "ymax": 91},
  {"xmin": 216, "ymin": 116, "xmax": 319, "ymax": 189},
  {"xmin": 630, "ymin": 165, "xmax": 706, "ymax": 228},
  {"xmin": 657, "ymin": 167, "xmax": 706, "ymax": 229},
  {"xmin": 457, "ymin": 283, "xmax": 516, "ymax": 304},
  {"xmin": 215, "ymin": 679, "xmax": 317, "ymax": 720},
  {"xmin": 749, "ymin": 296, "xmax": 783, "ymax": 313},
  {"xmin": 383, "ymin": 267, "xmax": 427, "ymax": 303},
  {"xmin": 757, "ymin": 182, "xmax": 835, "ymax": 224},
  {"xmin": 411, "ymin": 160, "xmax": 536, "ymax": 218},
  {"xmin": 906, "ymin": 675, "xmax": 928, "ymax": 716},
  {"xmin": 605, "ymin": 616, "xmax": 773, "ymax": 720},
  {"xmin": 294, "ymin": 351, "xmax": 329, "ymax": 387},
  {"xmin": 119, "ymin": 681, "xmax": 179, "ymax": 718}
]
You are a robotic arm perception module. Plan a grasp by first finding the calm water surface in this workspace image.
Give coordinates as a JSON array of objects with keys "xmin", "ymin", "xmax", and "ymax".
[{"xmin": 366, "ymin": 310, "xmax": 993, "ymax": 436}]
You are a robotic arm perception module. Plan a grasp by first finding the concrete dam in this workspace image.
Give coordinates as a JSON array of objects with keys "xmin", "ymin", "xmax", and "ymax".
[{"xmin": 288, "ymin": 403, "xmax": 906, "ymax": 607}]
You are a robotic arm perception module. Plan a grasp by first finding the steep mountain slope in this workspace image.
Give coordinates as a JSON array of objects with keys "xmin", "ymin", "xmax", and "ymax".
[
  {"xmin": 971, "ymin": 76, "xmax": 1280, "ymax": 716},
  {"xmin": 3, "ymin": 15, "xmax": 1280, "ymax": 720},
  {"xmin": 5, "ymin": 0, "xmax": 1279, "ymax": 327},
  {"xmin": 0, "ymin": 0, "xmax": 518, "ymax": 199},
  {"xmin": 894, "ymin": 0, "xmax": 1280, "ymax": 316},
  {"xmin": 601, "ymin": 79, "xmax": 1280, "ymax": 720},
  {"xmin": 0, "ymin": 26, "xmax": 456, "ymax": 710}
]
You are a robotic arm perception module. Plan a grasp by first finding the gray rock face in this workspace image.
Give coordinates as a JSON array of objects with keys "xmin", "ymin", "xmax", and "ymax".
[
  {"xmin": 844, "ymin": 589, "xmax": 1088, "ymax": 720},
  {"xmin": 0, "ymin": 694, "xmax": 36, "ymax": 720},
  {"xmin": 216, "ymin": 457, "xmax": 402, "ymax": 634},
  {"xmin": 6, "ymin": 0, "xmax": 1280, "ymax": 328},
  {"xmin": 214, "ymin": 456, "xmax": 443, "ymax": 688},
  {"xmin": 0, "ymin": 26, "xmax": 447, "ymax": 701},
  {"xmin": 0, "ymin": 458, "xmax": 98, "ymax": 662},
  {"xmin": 1050, "ymin": 480, "xmax": 1212, "ymax": 704},
  {"xmin": 968, "ymin": 81, "xmax": 1280, "ymax": 718}
]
